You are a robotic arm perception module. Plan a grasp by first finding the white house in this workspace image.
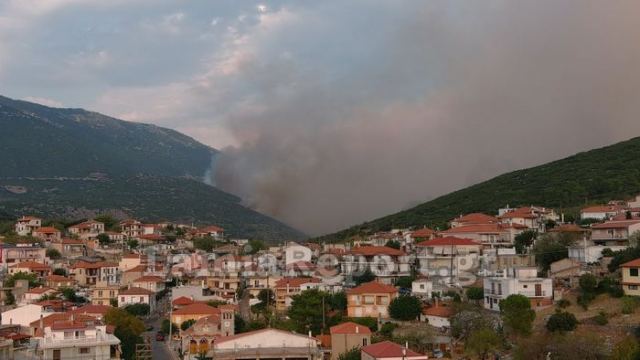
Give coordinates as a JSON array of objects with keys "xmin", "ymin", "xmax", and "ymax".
[
  {"xmin": 118, "ymin": 287, "xmax": 156, "ymax": 311},
  {"xmin": 1, "ymin": 304, "xmax": 48, "ymax": 327},
  {"xmin": 591, "ymin": 220, "xmax": 640, "ymax": 246},
  {"xmin": 411, "ymin": 278, "xmax": 433, "ymax": 298},
  {"xmin": 131, "ymin": 275, "xmax": 166, "ymax": 293},
  {"xmin": 14, "ymin": 216, "xmax": 42, "ymax": 236},
  {"xmin": 37, "ymin": 322, "xmax": 120, "ymax": 360},
  {"xmin": 285, "ymin": 242, "xmax": 313, "ymax": 265},
  {"xmin": 421, "ymin": 304, "xmax": 453, "ymax": 329},
  {"xmin": 580, "ymin": 205, "xmax": 625, "ymax": 220},
  {"xmin": 568, "ymin": 245, "xmax": 628, "ymax": 263},
  {"xmin": 483, "ymin": 267, "xmax": 553, "ymax": 311}
]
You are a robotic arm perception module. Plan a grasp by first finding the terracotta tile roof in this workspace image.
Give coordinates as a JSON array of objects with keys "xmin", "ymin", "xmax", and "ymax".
[
  {"xmin": 33, "ymin": 227, "xmax": 60, "ymax": 234},
  {"xmin": 362, "ymin": 341, "xmax": 423, "ymax": 358},
  {"xmin": 51, "ymin": 320, "xmax": 89, "ymax": 331},
  {"xmin": 422, "ymin": 305, "xmax": 453, "ymax": 318},
  {"xmin": 172, "ymin": 303, "xmax": 220, "ymax": 316},
  {"xmin": 442, "ymin": 224, "xmax": 507, "ymax": 234},
  {"xmin": 133, "ymin": 275, "xmax": 165, "ymax": 283},
  {"xmin": 275, "ymin": 277, "xmax": 321, "ymax": 288},
  {"xmin": 317, "ymin": 334, "xmax": 331, "ymax": 348},
  {"xmin": 71, "ymin": 260, "xmax": 118, "ymax": 269},
  {"xmin": 347, "ymin": 281, "xmax": 398, "ymax": 295},
  {"xmin": 46, "ymin": 275, "xmax": 73, "ymax": 282},
  {"xmin": 582, "ymin": 205, "xmax": 624, "ymax": 213},
  {"xmin": 330, "ymin": 322, "xmax": 372, "ymax": 335},
  {"xmin": 621, "ymin": 258, "xmax": 640, "ymax": 268},
  {"xmin": 18, "ymin": 216, "xmax": 40, "ymax": 221},
  {"xmin": 416, "ymin": 236, "xmax": 480, "ymax": 247},
  {"xmin": 61, "ymin": 238, "xmax": 84, "ymax": 245},
  {"xmin": 125, "ymin": 264, "xmax": 147, "ymax": 273},
  {"xmin": 69, "ymin": 220, "xmax": 103, "ymax": 230},
  {"xmin": 452, "ymin": 213, "xmax": 498, "ymax": 224},
  {"xmin": 411, "ymin": 228, "xmax": 435, "ymax": 238},
  {"xmin": 349, "ymin": 246, "xmax": 405, "ymax": 257},
  {"xmin": 285, "ymin": 261, "xmax": 316, "ymax": 271},
  {"xmin": 71, "ymin": 304, "xmax": 113, "ymax": 316},
  {"xmin": 172, "ymin": 296, "xmax": 194, "ymax": 306},
  {"xmin": 198, "ymin": 225, "xmax": 224, "ymax": 233},
  {"xmin": 30, "ymin": 313, "xmax": 96, "ymax": 329},
  {"xmin": 10, "ymin": 261, "xmax": 50, "ymax": 270},
  {"xmin": 182, "ymin": 314, "xmax": 221, "ymax": 335},
  {"xmin": 122, "ymin": 253, "xmax": 147, "ymax": 259},
  {"xmin": 591, "ymin": 220, "xmax": 640, "ymax": 229},
  {"xmin": 119, "ymin": 287, "xmax": 154, "ymax": 296}
]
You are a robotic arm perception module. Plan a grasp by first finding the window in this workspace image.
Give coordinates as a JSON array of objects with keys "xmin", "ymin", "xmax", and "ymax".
[
  {"xmin": 363, "ymin": 338, "xmax": 368, "ymax": 346},
  {"xmin": 79, "ymin": 348, "xmax": 90, "ymax": 354},
  {"xmin": 523, "ymin": 285, "xmax": 528, "ymax": 289},
  {"xmin": 631, "ymin": 268, "xmax": 639, "ymax": 277},
  {"xmin": 139, "ymin": 296, "xmax": 144, "ymax": 302},
  {"xmin": 630, "ymin": 285, "xmax": 638, "ymax": 290}
]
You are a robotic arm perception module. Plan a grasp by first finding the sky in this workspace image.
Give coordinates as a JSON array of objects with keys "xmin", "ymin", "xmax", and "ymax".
[{"xmin": 3, "ymin": 0, "xmax": 640, "ymax": 235}]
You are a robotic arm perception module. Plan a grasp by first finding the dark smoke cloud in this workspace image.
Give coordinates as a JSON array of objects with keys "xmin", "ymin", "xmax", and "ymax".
[{"xmin": 214, "ymin": 1, "xmax": 640, "ymax": 235}]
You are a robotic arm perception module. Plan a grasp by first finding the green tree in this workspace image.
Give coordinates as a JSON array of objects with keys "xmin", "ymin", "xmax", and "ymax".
[
  {"xmin": 347, "ymin": 317, "xmax": 378, "ymax": 332},
  {"xmin": 94, "ymin": 214, "xmax": 119, "ymax": 231},
  {"xmin": 465, "ymin": 328, "xmax": 502, "ymax": 360},
  {"xmin": 354, "ymin": 268, "xmax": 376, "ymax": 285},
  {"xmin": 181, "ymin": 319, "xmax": 196, "ymax": 331},
  {"xmin": 288, "ymin": 289, "xmax": 328, "ymax": 334},
  {"xmin": 388, "ymin": 296, "xmax": 422, "ymax": 321},
  {"xmin": 395, "ymin": 276, "xmax": 415, "ymax": 289},
  {"xmin": 451, "ymin": 307, "xmax": 494, "ymax": 341},
  {"xmin": 5, "ymin": 271, "xmax": 40, "ymax": 288},
  {"xmin": 4, "ymin": 290, "xmax": 15, "ymax": 305},
  {"xmin": 127, "ymin": 239, "xmax": 139, "ymax": 249},
  {"xmin": 124, "ymin": 303, "xmax": 150, "ymax": 316},
  {"xmin": 385, "ymin": 240, "xmax": 401, "ymax": 249},
  {"xmin": 514, "ymin": 230, "xmax": 537, "ymax": 254},
  {"xmin": 545, "ymin": 310, "xmax": 577, "ymax": 333},
  {"xmin": 500, "ymin": 294, "xmax": 535, "ymax": 337},
  {"xmin": 110, "ymin": 298, "xmax": 118, "ymax": 307},
  {"xmin": 97, "ymin": 233, "xmax": 111, "ymax": 245},
  {"xmin": 235, "ymin": 315, "xmax": 246, "ymax": 333},
  {"xmin": 611, "ymin": 336, "xmax": 640, "ymax": 360},
  {"xmin": 533, "ymin": 233, "xmax": 577, "ymax": 272},
  {"xmin": 578, "ymin": 273, "xmax": 598, "ymax": 309},
  {"xmin": 329, "ymin": 291, "xmax": 347, "ymax": 312},
  {"xmin": 193, "ymin": 236, "xmax": 220, "ymax": 252},
  {"xmin": 52, "ymin": 268, "xmax": 67, "ymax": 276},
  {"xmin": 465, "ymin": 287, "xmax": 484, "ymax": 303},
  {"xmin": 161, "ymin": 319, "xmax": 179, "ymax": 335},
  {"xmin": 104, "ymin": 308, "xmax": 145, "ymax": 360},
  {"xmin": 46, "ymin": 248, "xmax": 61, "ymax": 260},
  {"xmin": 244, "ymin": 239, "xmax": 267, "ymax": 254},
  {"xmin": 338, "ymin": 347, "xmax": 361, "ymax": 360}
]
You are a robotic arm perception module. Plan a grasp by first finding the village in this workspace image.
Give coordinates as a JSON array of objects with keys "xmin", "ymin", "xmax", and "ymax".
[{"xmin": 2, "ymin": 196, "xmax": 640, "ymax": 359}]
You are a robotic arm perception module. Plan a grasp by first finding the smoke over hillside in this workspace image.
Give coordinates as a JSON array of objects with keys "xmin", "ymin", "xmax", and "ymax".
[{"xmin": 212, "ymin": 1, "xmax": 640, "ymax": 235}]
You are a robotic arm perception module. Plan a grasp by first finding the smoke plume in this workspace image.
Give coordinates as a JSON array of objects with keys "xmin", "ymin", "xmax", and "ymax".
[{"xmin": 212, "ymin": 1, "xmax": 640, "ymax": 235}]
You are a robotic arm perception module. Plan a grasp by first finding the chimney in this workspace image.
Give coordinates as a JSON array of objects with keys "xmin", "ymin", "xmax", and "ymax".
[
  {"xmin": 356, "ymin": 326, "xmax": 359, "ymax": 334},
  {"xmin": 39, "ymin": 314, "xmax": 43, "ymax": 330}
]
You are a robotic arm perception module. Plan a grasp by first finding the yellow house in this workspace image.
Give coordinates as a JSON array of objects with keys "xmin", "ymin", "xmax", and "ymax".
[{"xmin": 622, "ymin": 258, "xmax": 640, "ymax": 296}]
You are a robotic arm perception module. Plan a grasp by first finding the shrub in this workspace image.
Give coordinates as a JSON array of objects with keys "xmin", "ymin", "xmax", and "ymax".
[
  {"xmin": 546, "ymin": 310, "xmax": 578, "ymax": 333},
  {"xmin": 388, "ymin": 296, "xmax": 422, "ymax": 321},
  {"xmin": 594, "ymin": 311, "xmax": 608, "ymax": 326},
  {"xmin": 379, "ymin": 322, "xmax": 397, "ymax": 338},
  {"xmin": 622, "ymin": 296, "xmax": 639, "ymax": 314},
  {"xmin": 556, "ymin": 299, "xmax": 571, "ymax": 308}
]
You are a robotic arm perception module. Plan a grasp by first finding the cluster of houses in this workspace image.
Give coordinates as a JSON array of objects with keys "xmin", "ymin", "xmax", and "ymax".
[{"xmin": 1, "ymin": 195, "xmax": 640, "ymax": 359}]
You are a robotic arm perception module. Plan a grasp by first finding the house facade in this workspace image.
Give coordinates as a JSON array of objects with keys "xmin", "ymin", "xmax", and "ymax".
[
  {"xmin": 346, "ymin": 281, "xmax": 398, "ymax": 319},
  {"xmin": 483, "ymin": 267, "xmax": 553, "ymax": 311}
]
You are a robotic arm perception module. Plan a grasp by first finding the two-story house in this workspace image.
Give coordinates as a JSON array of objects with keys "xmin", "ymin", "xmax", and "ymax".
[
  {"xmin": 0, "ymin": 243, "xmax": 47, "ymax": 269},
  {"xmin": 415, "ymin": 237, "xmax": 482, "ymax": 279},
  {"xmin": 70, "ymin": 261, "xmax": 119, "ymax": 286},
  {"xmin": 118, "ymin": 287, "xmax": 156, "ymax": 311},
  {"xmin": 9, "ymin": 261, "xmax": 52, "ymax": 280},
  {"xmin": 342, "ymin": 246, "xmax": 411, "ymax": 285},
  {"xmin": 621, "ymin": 258, "xmax": 640, "ymax": 296},
  {"xmin": 36, "ymin": 320, "xmax": 120, "ymax": 360},
  {"xmin": 591, "ymin": 220, "xmax": 640, "ymax": 246},
  {"xmin": 14, "ymin": 216, "xmax": 42, "ymax": 236},
  {"xmin": 346, "ymin": 281, "xmax": 398, "ymax": 318},
  {"xmin": 441, "ymin": 223, "xmax": 526, "ymax": 248},
  {"xmin": 32, "ymin": 227, "xmax": 62, "ymax": 243},
  {"xmin": 483, "ymin": 266, "xmax": 553, "ymax": 311},
  {"xmin": 274, "ymin": 277, "xmax": 321, "ymax": 312},
  {"xmin": 119, "ymin": 219, "xmax": 143, "ymax": 238},
  {"xmin": 68, "ymin": 220, "xmax": 105, "ymax": 241},
  {"xmin": 329, "ymin": 322, "xmax": 371, "ymax": 360}
]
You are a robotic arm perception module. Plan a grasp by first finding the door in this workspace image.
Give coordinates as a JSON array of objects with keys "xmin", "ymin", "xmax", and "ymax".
[
  {"xmin": 535, "ymin": 284, "xmax": 542, "ymax": 297},
  {"xmin": 53, "ymin": 349, "xmax": 61, "ymax": 360}
]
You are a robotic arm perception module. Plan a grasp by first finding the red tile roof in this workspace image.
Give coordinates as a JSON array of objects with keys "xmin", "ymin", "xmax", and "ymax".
[
  {"xmin": 10, "ymin": 261, "xmax": 50, "ymax": 270},
  {"xmin": 172, "ymin": 303, "xmax": 220, "ymax": 316},
  {"xmin": 71, "ymin": 260, "xmax": 118, "ymax": 269},
  {"xmin": 411, "ymin": 228, "xmax": 435, "ymax": 238},
  {"xmin": 275, "ymin": 277, "xmax": 320, "ymax": 288},
  {"xmin": 198, "ymin": 225, "xmax": 224, "ymax": 233},
  {"xmin": 133, "ymin": 275, "xmax": 165, "ymax": 283},
  {"xmin": 33, "ymin": 227, "xmax": 60, "ymax": 234},
  {"xmin": 26, "ymin": 286, "xmax": 55, "ymax": 295},
  {"xmin": 349, "ymin": 246, "xmax": 405, "ymax": 257},
  {"xmin": 347, "ymin": 281, "xmax": 398, "ymax": 295},
  {"xmin": 416, "ymin": 236, "xmax": 480, "ymax": 247},
  {"xmin": 362, "ymin": 341, "xmax": 423, "ymax": 358},
  {"xmin": 119, "ymin": 287, "xmax": 154, "ymax": 296},
  {"xmin": 452, "ymin": 213, "xmax": 498, "ymax": 224},
  {"xmin": 591, "ymin": 220, "xmax": 640, "ymax": 229},
  {"xmin": 71, "ymin": 304, "xmax": 113, "ymax": 316},
  {"xmin": 582, "ymin": 205, "xmax": 623, "ymax": 213},
  {"xmin": 172, "ymin": 296, "xmax": 194, "ymax": 306},
  {"xmin": 621, "ymin": 258, "xmax": 640, "ymax": 268},
  {"xmin": 422, "ymin": 305, "xmax": 453, "ymax": 318},
  {"xmin": 443, "ymin": 224, "xmax": 506, "ymax": 234},
  {"xmin": 330, "ymin": 322, "xmax": 372, "ymax": 335}
]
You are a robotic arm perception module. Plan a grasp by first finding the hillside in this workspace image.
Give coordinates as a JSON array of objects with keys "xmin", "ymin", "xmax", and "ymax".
[
  {"xmin": 317, "ymin": 136, "xmax": 640, "ymax": 242},
  {"xmin": 0, "ymin": 96, "xmax": 304, "ymax": 241},
  {"xmin": 0, "ymin": 95, "xmax": 215, "ymax": 178}
]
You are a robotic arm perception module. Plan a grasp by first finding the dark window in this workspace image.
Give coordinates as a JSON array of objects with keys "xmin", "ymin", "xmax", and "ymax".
[{"xmin": 631, "ymin": 268, "xmax": 639, "ymax": 277}]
